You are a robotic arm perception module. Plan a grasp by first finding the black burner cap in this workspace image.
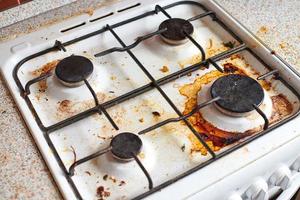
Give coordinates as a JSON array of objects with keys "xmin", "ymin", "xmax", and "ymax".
[
  {"xmin": 210, "ymin": 74, "xmax": 264, "ymax": 114},
  {"xmin": 55, "ymin": 55, "xmax": 93, "ymax": 84},
  {"xmin": 110, "ymin": 132, "xmax": 142, "ymax": 160},
  {"xmin": 159, "ymin": 18, "xmax": 194, "ymax": 42}
]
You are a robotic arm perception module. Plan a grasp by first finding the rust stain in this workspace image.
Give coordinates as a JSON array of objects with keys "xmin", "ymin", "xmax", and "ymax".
[
  {"xmin": 270, "ymin": 94, "xmax": 293, "ymax": 122},
  {"xmin": 55, "ymin": 92, "xmax": 115, "ymax": 121},
  {"xmin": 31, "ymin": 60, "xmax": 60, "ymax": 92},
  {"xmin": 32, "ymin": 60, "xmax": 59, "ymax": 76}
]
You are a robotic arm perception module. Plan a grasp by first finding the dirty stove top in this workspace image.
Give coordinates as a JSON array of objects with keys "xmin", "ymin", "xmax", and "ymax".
[{"xmin": 1, "ymin": 0, "xmax": 300, "ymax": 200}]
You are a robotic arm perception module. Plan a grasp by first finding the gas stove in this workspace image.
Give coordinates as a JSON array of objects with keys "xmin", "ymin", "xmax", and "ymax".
[{"xmin": 1, "ymin": 0, "xmax": 300, "ymax": 200}]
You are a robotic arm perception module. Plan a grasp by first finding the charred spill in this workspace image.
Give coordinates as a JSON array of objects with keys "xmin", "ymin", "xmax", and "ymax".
[{"xmin": 179, "ymin": 55, "xmax": 293, "ymax": 155}]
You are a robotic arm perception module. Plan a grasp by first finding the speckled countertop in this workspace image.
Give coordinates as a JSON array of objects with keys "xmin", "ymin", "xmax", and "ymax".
[
  {"xmin": 0, "ymin": 0, "xmax": 300, "ymax": 199},
  {"xmin": 0, "ymin": 0, "xmax": 77, "ymax": 28}
]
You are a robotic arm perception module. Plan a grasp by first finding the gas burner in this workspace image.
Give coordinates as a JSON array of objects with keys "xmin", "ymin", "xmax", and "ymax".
[
  {"xmin": 210, "ymin": 74, "xmax": 264, "ymax": 117},
  {"xmin": 110, "ymin": 132, "xmax": 142, "ymax": 161},
  {"xmin": 55, "ymin": 55, "xmax": 94, "ymax": 87},
  {"xmin": 158, "ymin": 18, "xmax": 194, "ymax": 45}
]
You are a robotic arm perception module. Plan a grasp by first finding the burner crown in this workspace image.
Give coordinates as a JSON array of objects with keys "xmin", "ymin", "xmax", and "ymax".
[
  {"xmin": 110, "ymin": 132, "xmax": 142, "ymax": 161},
  {"xmin": 210, "ymin": 74, "xmax": 264, "ymax": 115},
  {"xmin": 55, "ymin": 55, "xmax": 93, "ymax": 87},
  {"xmin": 159, "ymin": 18, "xmax": 194, "ymax": 45}
]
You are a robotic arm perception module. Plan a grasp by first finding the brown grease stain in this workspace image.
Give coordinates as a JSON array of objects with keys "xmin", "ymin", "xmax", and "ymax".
[
  {"xmin": 32, "ymin": 60, "xmax": 60, "ymax": 92},
  {"xmin": 179, "ymin": 62, "xmax": 292, "ymax": 155}
]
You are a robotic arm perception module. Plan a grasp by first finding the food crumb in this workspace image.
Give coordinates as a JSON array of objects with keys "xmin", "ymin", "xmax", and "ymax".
[
  {"xmin": 109, "ymin": 176, "xmax": 117, "ymax": 183},
  {"xmin": 85, "ymin": 7, "xmax": 94, "ymax": 16},
  {"xmin": 70, "ymin": 146, "xmax": 76, "ymax": 163},
  {"xmin": 138, "ymin": 152, "xmax": 145, "ymax": 159},
  {"xmin": 152, "ymin": 111, "xmax": 161, "ymax": 117},
  {"xmin": 159, "ymin": 65, "xmax": 169, "ymax": 73},
  {"xmin": 223, "ymin": 63, "xmax": 239, "ymax": 73},
  {"xmin": 139, "ymin": 118, "xmax": 144, "ymax": 123},
  {"xmin": 279, "ymin": 42, "xmax": 287, "ymax": 49},
  {"xmin": 181, "ymin": 144, "xmax": 186, "ymax": 152},
  {"xmin": 259, "ymin": 26, "xmax": 268, "ymax": 34},
  {"xmin": 103, "ymin": 174, "xmax": 108, "ymax": 181},
  {"xmin": 208, "ymin": 38, "xmax": 213, "ymax": 49},
  {"xmin": 119, "ymin": 180, "xmax": 126, "ymax": 186},
  {"xmin": 58, "ymin": 99, "xmax": 71, "ymax": 112},
  {"xmin": 85, "ymin": 171, "xmax": 91, "ymax": 176},
  {"xmin": 96, "ymin": 186, "xmax": 110, "ymax": 200},
  {"xmin": 31, "ymin": 60, "xmax": 60, "ymax": 92},
  {"xmin": 223, "ymin": 41, "xmax": 236, "ymax": 49}
]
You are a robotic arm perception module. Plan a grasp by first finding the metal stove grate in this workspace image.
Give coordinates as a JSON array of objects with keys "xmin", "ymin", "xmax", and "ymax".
[{"xmin": 12, "ymin": 1, "xmax": 300, "ymax": 199}]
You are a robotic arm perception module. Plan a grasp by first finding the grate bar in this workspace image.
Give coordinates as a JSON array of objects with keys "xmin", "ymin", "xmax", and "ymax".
[
  {"xmin": 257, "ymin": 69, "xmax": 279, "ymax": 80},
  {"xmin": 132, "ymin": 154, "xmax": 153, "ymax": 190},
  {"xmin": 24, "ymin": 72, "xmax": 52, "ymax": 96},
  {"xmin": 188, "ymin": 10, "xmax": 215, "ymax": 21},
  {"xmin": 10, "ymin": 1, "xmax": 300, "ymax": 200},
  {"xmin": 84, "ymin": 79, "xmax": 119, "ymax": 130},
  {"xmin": 155, "ymin": 5, "xmax": 171, "ymax": 18},
  {"xmin": 45, "ymin": 44, "xmax": 246, "ymax": 134},
  {"xmin": 155, "ymin": 4, "xmax": 209, "ymax": 62},
  {"xmin": 208, "ymin": 58, "xmax": 224, "ymax": 72},
  {"xmin": 184, "ymin": 31, "xmax": 207, "ymax": 61},
  {"xmin": 43, "ymin": 132, "xmax": 82, "ymax": 199},
  {"xmin": 106, "ymin": 24, "xmax": 216, "ymax": 158},
  {"xmin": 94, "ymin": 8, "xmax": 214, "ymax": 60},
  {"xmin": 94, "ymin": 28, "xmax": 167, "ymax": 57},
  {"xmin": 212, "ymin": 44, "xmax": 247, "ymax": 62},
  {"xmin": 253, "ymin": 104, "xmax": 269, "ymax": 130},
  {"xmin": 54, "ymin": 40, "xmax": 66, "ymax": 52},
  {"xmin": 138, "ymin": 97, "xmax": 220, "ymax": 135},
  {"xmin": 68, "ymin": 146, "xmax": 112, "ymax": 176},
  {"xmin": 68, "ymin": 143, "xmax": 153, "ymax": 189}
]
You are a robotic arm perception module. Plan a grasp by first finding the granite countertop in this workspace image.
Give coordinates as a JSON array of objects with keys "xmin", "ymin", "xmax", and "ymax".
[{"xmin": 1, "ymin": 0, "xmax": 300, "ymax": 199}]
